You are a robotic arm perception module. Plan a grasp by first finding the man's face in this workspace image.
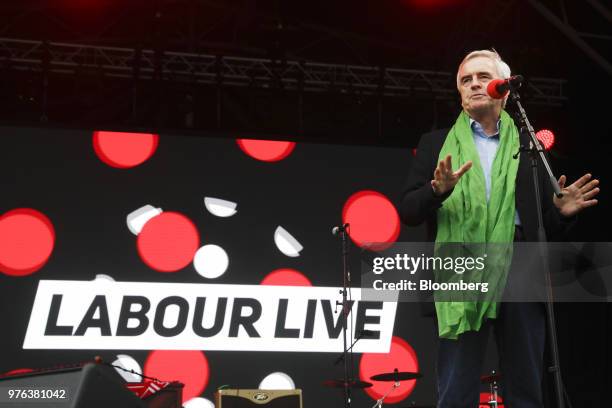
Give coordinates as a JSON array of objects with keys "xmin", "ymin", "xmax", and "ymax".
[{"xmin": 457, "ymin": 56, "xmax": 503, "ymax": 117}]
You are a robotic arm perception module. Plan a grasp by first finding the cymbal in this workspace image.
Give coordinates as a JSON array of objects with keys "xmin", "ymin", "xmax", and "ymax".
[
  {"xmin": 480, "ymin": 372, "xmax": 502, "ymax": 384},
  {"xmin": 370, "ymin": 371, "xmax": 422, "ymax": 381},
  {"xmin": 322, "ymin": 379, "xmax": 373, "ymax": 389}
]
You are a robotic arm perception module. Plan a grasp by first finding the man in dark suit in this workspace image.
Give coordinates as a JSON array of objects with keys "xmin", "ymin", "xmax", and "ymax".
[{"xmin": 400, "ymin": 50, "xmax": 599, "ymax": 407}]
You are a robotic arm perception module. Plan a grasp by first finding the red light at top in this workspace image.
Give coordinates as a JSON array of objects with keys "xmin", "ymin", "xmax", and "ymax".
[
  {"xmin": 535, "ymin": 129, "xmax": 555, "ymax": 151},
  {"xmin": 93, "ymin": 131, "xmax": 159, "ymax": 168},
  {"xmin": 405, "ymin": 0, "xmax": 467, "ymax": 8},
  {"xmin": 236, "ymin": 139, "xmax": 296, "ymax": 162}
]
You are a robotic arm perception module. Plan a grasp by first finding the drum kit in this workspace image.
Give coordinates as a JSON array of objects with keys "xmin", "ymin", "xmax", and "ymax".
[
  {"xmin": 323, "ymin": 368, "xmax": 503, "ymax": 408},
  {"xmin": 323, "ymin": 368, "xmax": 431, "ymax": 408},
  {"xmin": 480, "ymin": 370, "xmax": 503, "ymax": 408}
]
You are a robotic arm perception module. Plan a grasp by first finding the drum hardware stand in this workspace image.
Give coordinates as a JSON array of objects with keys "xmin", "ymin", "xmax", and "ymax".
[{"xmin": 370, "ymin": 369, "xmax": 400, "ymax": 408}]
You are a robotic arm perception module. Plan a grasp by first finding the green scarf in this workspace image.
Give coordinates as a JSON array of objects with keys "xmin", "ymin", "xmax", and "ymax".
[{"xmin": 434, "ymin": 110, "xmax": 519, "ymax": 339}]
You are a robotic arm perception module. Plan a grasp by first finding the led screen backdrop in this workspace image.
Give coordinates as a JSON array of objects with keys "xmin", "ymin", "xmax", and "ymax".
[{"xmin": 0, "ymin": 125, "xmax": 478, "ymax": 407}]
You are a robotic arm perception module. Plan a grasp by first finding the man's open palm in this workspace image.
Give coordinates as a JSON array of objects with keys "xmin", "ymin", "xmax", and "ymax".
[{"xmin": 431, "ymin": 154, "xmax": 473, "ymax": 196}]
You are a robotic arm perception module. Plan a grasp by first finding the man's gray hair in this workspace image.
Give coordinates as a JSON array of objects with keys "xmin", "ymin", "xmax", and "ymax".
[{"xmin": 456, "ymin": 49, "xmax": 511, "ymax": 88}]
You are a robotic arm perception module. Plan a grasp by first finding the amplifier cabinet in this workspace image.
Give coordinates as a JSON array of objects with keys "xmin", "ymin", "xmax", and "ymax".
[
  {"xmin": 215, "ymin": 389, "xmax": 302, "ymax": 408},
  {"xmin": 0, "ymin": 363, "xmax": 146, "ymax": 408}
]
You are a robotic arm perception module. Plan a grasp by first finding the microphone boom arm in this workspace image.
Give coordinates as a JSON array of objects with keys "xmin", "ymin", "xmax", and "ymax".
[{"xmin": 510, "ymin": 89, "xmax": 562, "ymax": 197}]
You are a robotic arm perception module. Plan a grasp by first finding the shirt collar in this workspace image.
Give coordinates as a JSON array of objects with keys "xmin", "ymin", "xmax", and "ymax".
[{"xmin": 470, "ymin": 117, "xmax": 501, "ymax": 139}]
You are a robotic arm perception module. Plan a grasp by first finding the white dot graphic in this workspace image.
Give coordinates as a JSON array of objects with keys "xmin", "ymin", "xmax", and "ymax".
[
  {"xmin": 258, "ymin": 372, "xmax": 296, "ymax": 390},
  {"xmin": 112, "ymin": 354, "xmax": 142, "ymax": 383},
  {"xmin": 204, "ymin": 197, "xmax": 237, "ymax": 218},
  {"xmin": 126, "ymin": 204, "xmax": 163, "ymax": 235},
  {"xmin": 94, "ymin": 274, "xmax": 115, "ymax": 282},
  {"xmin": 183, "ymin": 397, "xmax": 215, "ymax": 408},
  {"xmin": 193, "ymin": 244, "xmax": 229, "ymax": 279},
  {"xmin": 274, "ymin": 226, "xmax": 303, "ymax": 258}
]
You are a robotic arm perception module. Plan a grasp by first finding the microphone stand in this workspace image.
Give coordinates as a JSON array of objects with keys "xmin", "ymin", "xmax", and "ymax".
[
  {"xmin": 510, "ymin": 86, "xmax": 565, "ymax": 408},
  {"xmin": 333, "ymin": 330, "xmax": 374, "ymax": 366},
  {"xmin": 334, "ymin": 224, "xmax": 353, "ymax": 408}
]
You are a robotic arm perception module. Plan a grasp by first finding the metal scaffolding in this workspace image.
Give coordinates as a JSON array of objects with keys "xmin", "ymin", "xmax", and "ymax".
[
  {"xmin": 0, "ymin": 37, "xmax": 567, "ymax": 106},
  {"xmin": 528, "ymin": 0, "xmax": 612, "ymax": 77}
]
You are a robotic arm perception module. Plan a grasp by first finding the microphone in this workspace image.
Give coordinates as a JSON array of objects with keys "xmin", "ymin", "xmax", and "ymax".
[
  {"xmin": 486, "ymin": 75, "xmax": 524, "ymax": 99},
  {"xmin": 332, "ymin": 223, "xmax": 349, "ymax": 236}
]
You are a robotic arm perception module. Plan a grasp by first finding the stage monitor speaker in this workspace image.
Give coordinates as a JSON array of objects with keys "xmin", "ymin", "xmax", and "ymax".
[
  {"xmin": 0, "ymin": 363, "xmax": 146, "ymax": 408},
  {"xmin": 143, "ymin": 382, "xmax": 183, "ymax": 408},
  {"xmin": 215, "ymin": 389, "xmax": 302, "ymax": 408}
]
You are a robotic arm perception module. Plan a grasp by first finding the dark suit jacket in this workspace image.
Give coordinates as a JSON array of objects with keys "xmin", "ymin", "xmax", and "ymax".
[
  {"xmin": 399, "ymin": 128, "xmax": 574, "ymax": 242},
  {"xmin": 400, "ymin": 127, "xmax": 575, "ymax": 316}
]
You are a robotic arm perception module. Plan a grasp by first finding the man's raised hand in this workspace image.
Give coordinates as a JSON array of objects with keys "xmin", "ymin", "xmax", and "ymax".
[
  {"xmin": 553, "ymin": 173, "xmax": 600, "ymax": 217},
  {"xmin": 431, "ymin": 154, "xmax": 473, "ymax": 196}
]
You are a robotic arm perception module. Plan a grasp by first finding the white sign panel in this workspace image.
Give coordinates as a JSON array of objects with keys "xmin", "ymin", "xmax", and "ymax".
[{"xmin": 24, "ymin": 280, "xmax": 397, "ymax": 353}]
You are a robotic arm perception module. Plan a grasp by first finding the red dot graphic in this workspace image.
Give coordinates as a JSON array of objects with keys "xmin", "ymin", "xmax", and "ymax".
[
  {"xmin": 137, "ymin": 212, "xmax": 200, "ymax": 272},
  {"xmin": 261, "ymin": 268, "xmax": 312, "ymax": 286},
  {"xmin": 342, "ymin": 190, "xmax": 400, "ymax": 249},
  {"xmin": 93, "ymin": 131, "xmax": 159, "ymax": 168},
  {"xmin": 0, "ymin": 209, "xmax": 55, "ymax": 277},
  {"xmin": 359, "ymin": 336, "xmax": 419, "ymax": 404},
  {"xmin": 236, "ymin": 139, "xmax": 296, "ymax": 162},
  {"xmin": 144, "ymin": 350, "xmax": 209, "ymax": 402}
]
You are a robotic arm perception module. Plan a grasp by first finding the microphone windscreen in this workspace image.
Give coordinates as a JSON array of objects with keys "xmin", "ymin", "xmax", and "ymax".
[{"xmin": 486, "ymin": 79, "xmax": 508, "ymax": 99}]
